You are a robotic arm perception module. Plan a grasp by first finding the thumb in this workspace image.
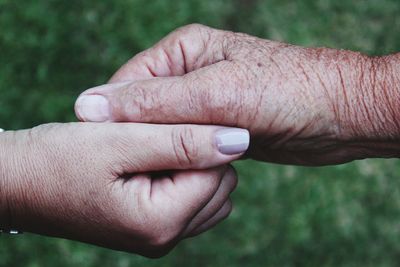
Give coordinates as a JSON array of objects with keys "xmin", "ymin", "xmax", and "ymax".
[
  {"xmin": 108, "ymin": 24, "xmax": 227, "ymax": 83},
  {"xmin": 99, "ymin": 123, "xmax": 249, "ymax": 172},
  {"xmin": 75, "ymin": 62, "xmax": 244, "ymax": 125}
]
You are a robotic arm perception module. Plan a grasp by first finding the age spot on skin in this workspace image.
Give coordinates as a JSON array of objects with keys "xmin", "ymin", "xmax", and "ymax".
[{"xmin": 257, "ymin": 62, "xmax": 263, "ymax": 67}]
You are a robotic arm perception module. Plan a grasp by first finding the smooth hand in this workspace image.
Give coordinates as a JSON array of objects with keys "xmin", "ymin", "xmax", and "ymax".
[
  {"xmin": 0, "ymin": 123, "xmax": 248, "ymax": 257},
  {"xmin": 75, "ymin": 24, "xmax": 400, "ymax": 166}
]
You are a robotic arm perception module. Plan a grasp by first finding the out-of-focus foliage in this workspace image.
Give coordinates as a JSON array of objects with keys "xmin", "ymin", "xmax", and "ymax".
[
  {"xmin": 0, "ymin": 0, "xmax": 235, "ymax": 128},
  {"xmin": 1, "ymin": 0, "xmax": 400, "ymax": 266}
]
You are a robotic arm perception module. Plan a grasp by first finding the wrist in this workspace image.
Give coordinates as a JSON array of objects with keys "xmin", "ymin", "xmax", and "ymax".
[
  {"xmin": 368, "ymin": 54, "xmax": 400, "ymax": 140},
  {"xmin": 322, "ymin": 49, "xmax": 400, "ymax": 158},
  {"xmin": 0, "ymin": 129, "xmax": 41, "ymax": 232},
  {"xmin": 0, "ymin": 130, "xmax": 20, "ymax": 230}
]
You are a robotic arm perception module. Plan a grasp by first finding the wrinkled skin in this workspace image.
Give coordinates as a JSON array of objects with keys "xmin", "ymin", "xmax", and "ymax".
[
  {"xmin": 77, "ymin": 24, "xmax": 400, "ymax": 165},
  {"xmin": 0, "ymin": 123, "xmax": 243, "ymax": 257}
]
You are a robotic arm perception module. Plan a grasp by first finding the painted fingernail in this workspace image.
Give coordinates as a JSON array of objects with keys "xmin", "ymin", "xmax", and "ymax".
[
  {"xmin": 75, "ymin": 95, "xmax": 110, "ymax": 122},
  {"xmin": 215, "ymin": 128, "xmax": 250, "ymax": 155}
]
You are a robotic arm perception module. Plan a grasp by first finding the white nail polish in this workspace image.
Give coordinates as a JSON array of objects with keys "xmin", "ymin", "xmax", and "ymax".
[{"xmin": 215, "ymin": 128, "xmax": 250, "ymax": 155}]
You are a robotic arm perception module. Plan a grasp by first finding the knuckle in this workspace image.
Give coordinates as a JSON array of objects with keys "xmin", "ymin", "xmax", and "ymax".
[
  {"xmin": 147, "ymin": 229, "xmax": 177, "ymax": 248},
  {"xmin": 186, "ymin": 75, "xmax": 211, "ymax": 108},
  {"xmin": 176, "ymin": 24, "xmax": 213, "ymax": 44},
  {"xmin": 213, "ymin": 70, "xmax": 247, "ymax": 123},
  {"xmin": 120, "ymin": 83, "xmax": 155, "ymax": 121},
  {"xmin": 181, "ymin": 23, "xmax": 207, "ymax": 33},
  {"xmin": 127, "ymin": 217, "xmax": 180, "ymax": 256},
  {"xmin": 128, "ymin": 50, "xmax": 147, "ymax": 63},
  {"xmin": 112, "ymin": 231, "xmax": 174, "ymax": 258},
  {"xmin": 222, "ymin": 29, "xmax": 237, "ymax": 47},
  {"xmin": 183, "ymin": 72, "xmax": 226, "ymax": 123},
  {"xmin": 171, "ymin": 126, "xmax": 199, "ymax": 168},
  {"xmin": 231, "ymin": 63, "xmax": 262, "ymax": 126},
  {"xmin": 223, "ymin": 31, "xmax": 243, "ymax": 56}
]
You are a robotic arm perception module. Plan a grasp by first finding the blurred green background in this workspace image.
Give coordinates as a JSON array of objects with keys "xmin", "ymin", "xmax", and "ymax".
[{"xmin": 1, "ymin": 0, "xmax": 400, "ymax": 266}]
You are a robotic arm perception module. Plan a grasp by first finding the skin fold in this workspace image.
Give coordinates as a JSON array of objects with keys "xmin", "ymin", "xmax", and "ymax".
[{"xmin": 76, "ymin": 24, "xmax": 400, "ymax": 166}]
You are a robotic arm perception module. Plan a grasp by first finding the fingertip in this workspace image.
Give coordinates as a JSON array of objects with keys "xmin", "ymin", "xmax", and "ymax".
[
  {"xmin": 74, "ymin": 94, "xmax": 111, "ymax": 122},
  {"xmin": 75, "ymin": 82, "xmax": 132, "ymax": 122},
  {"xmin": 170, "ymin": 126, "xmax": 250, "ymax": 170}
]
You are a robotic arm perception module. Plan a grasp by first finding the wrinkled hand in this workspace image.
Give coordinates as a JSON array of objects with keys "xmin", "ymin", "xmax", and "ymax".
[
  {"xmin": 76, "ymin": 24, "xmax": 400, "ymax": 166},
  {"xmin": 0, "ymin": 123, "xmax": 248, "ymax": 257}
]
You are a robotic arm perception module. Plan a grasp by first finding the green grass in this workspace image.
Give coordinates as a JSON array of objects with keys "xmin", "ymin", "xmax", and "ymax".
[{"xmin": 1, "ymin": 0, "xmax": 400, "ymax": 266}]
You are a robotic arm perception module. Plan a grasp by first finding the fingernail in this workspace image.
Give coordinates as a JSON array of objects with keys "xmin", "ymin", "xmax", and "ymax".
[
  {"xmin": 75, "ymin": 95, "xmax": 110, "ymax": 122},
  {"xmin": 215, "ymin": 128, "xmax": 250, "ymax": 155}
]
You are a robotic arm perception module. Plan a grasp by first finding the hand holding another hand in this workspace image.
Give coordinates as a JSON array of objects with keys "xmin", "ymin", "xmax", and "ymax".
[{"xmin": 0, "ymin": 123, "xmax": 248, "ymax": 257}]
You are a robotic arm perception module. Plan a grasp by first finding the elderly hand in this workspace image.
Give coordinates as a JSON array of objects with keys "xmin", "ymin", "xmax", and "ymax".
[
  {"xmin": 0, "ymin": 123, "xmax": 248, "ymax": 257},
  {"xmin": 75, "ymin": 24, "xmax": 400, "ymax": 166}
]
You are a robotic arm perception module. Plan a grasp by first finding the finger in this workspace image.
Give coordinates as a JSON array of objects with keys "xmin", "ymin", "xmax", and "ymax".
[
  {"xmin": 108, "ymin": 24, "xmax": 227, "ymax": 83},
  {"xmin": 181, "ymin": 166, "xmax": 237, "ymax": 236},
  {"xmin": 75, "ymin": 61, "xmax": 248, "ymax": 126},
  {"xmin": 117, "ymin": 166, "xmax": 228, "ymax": 252},
  {"xmin": 88, "ymin": 123, "xmax": 249, "ymax": 172},
  {"xmin": 148, "ymin": 166, "xmax": 228, "ymax": 215},
  {"xmin": 187, "ymin": 199, "xmax": 233, "ymax": 238}
]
